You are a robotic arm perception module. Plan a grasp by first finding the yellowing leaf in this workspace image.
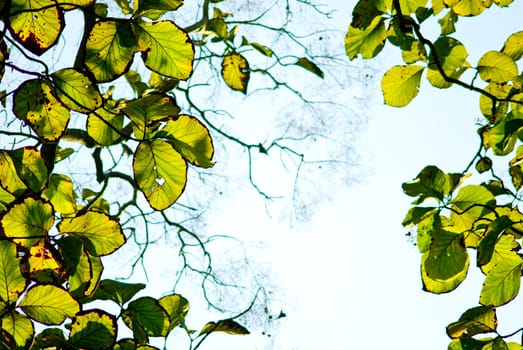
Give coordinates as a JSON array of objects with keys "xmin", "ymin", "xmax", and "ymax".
[
  {"xmin": 27, "ymin": 240, "xmax": 64, "ymax": 284},
  {"xmin": 381, "ymin": 65, "xmax": 424, "ymax": 107},
  {"xmin": 133, "ymin": 139, "xmax": 187, "ymax": 210},
  {"xmin": 0, "ymin": 240, "xmax": 27, "ymax": 304},
  {"xmin": 443, "ymin": 0, "xmax": 492, "ymax": 15},
  {"xmin": 0, "ymin": 151, "xmax": 27, "ymax": 196},
  {"xmin": 11, "ymin": 147, "xmax": 48, "ymax": 193},
  {"xmin": 134, "ymin": 0, "xmax": 183, "ymax": 19},
  {"xmin": 70, "ymin": 310, "xmax": 117, "ymax": 349},
  {"xmin": 135, "ymin": 20, "xmax": 194, "ymax": 80},
  {"xmin": 8, "ymin": 0, "xmax": 64, "ymax": 55},
  {"xmin": 160, "ymin": 115, "xmax": 214, "ymax": 168},
  {"xmin": 43, "ymin": 174, "xmax": 77, "ymax": 216},
  {"xmin": 19, "ymin": 285, "xmax": 79, "ymax": 325},
  {"xmin": 478, "ymin": 51, "xmax": 517, "ymax": 83},
  {"xmin": 480, "ymin": 256, "xmax": 522, "ymax": 306},
  {"xmin": 1, "ymin": 311, "xmax": 34, "ymax": 349},
  {"xmin": 58, "ymin": 211, "xmax": 125, "ymax": 256},
  {"xmin": 221, "ymin": 52, "xmax": 250, "ymax": 93},
  {"xmin": 85, "ymin": 20, "xmax": 137, "ymax": 83},
  {"xmin": 427, "ymin": 37, "xmax": 468, "ymax": 88},
  {"xmin": 199, "ymin": 319, "xmax": 250, "ymax": 336},
  {"xmin": 52, "ymin": 68, "xmax": 102, "ymax": 113},
  {"xmin": 87, "ymin": 107, "xmax": 124, "ymax": 146},
  {"xmin": 345, "ymin": 16, "xmax": 386, "ymax": 60},
  {"xmin": 446, "ymin": 306, "xmax": 497, "ymax": 339},
  {"xmin": 14, "ymin": 79, "xmax": 70, "ymax": 142},
  {"xmin": 159, "ymin": 293, "xmax": 189, "ymax": 332},
  {"xmin": 502, "ymin": 31, "xmax": 523, "ymax": 60},
  {"xmin": 421, "ymin": 251, "xmax": 468, "ymax": 293},
  {"xmin": 1, "ymin": 197, "xmax": 54, "ymax": 248}
]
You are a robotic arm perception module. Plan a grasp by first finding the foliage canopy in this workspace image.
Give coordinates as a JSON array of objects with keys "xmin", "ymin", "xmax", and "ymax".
[{"xmin": 346, "ymin": 0, "xmax": 523, "ymax": 348}]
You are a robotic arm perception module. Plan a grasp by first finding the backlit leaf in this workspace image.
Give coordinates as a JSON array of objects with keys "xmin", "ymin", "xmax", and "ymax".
[
  {"xmin": 199, "ymin": 319, "xmax": 250, "ymax": 336},
  {"xmin": 19, "ymin": 285, "xmax": 79, "ymax": 325},
  {"xmin": 134, "ymin": 0, "xmax": 183, "ymax": 19},
  {"xmin": 399, "ymin": 0, "xmax": 428, "ymax": 14},
  {"xmin": 87, "ymin": 107, "xmax": 124, "ymax": 146},
  {"xmin": 381, "ymin": 65, "xmax": 424, "ymax": 107},
  {"xmin": 32, "ymin": 328, "xmax": 68, "ymax": 349},
  {"xmin": 8, "ymin": 0, "xmax": 64, "ymax": 55},
  {"xmin": 89, "ymin": 279, "xmax": 146, "ymax": 305},
  {"xmin": 421, "ymin": 251, "xmax": 468, "ymax": 293},
  {"xmin": 402, "ymin": 165, "xmax": 451, "ymax": 202},
  {"xmin": 160, "ymin": 115, "xmax": 214, "ymax": 168},
  {"xmin": 13, "ymin": 79, "xmax": 70, "ymax": 142},
  {"xmin": 42, "ymin": 174, "xmax": 77, "ymax": 216},
  {"xmin": 133, "ymin": 139, "xmax": 187, "ymax": 210},
  {"xmin": 1, "ymin": 197, "xmax": 54, "ymax": 248},
  {"xmin": 425, "ymin": 228, "xmax": 468, "ymax": 280},
  {"xmin": 443, "ymin": 0, "xmax": 491, "ymax": 16},
  {"xmin": 426, "ymin": 37, "xmax": 468, "ymax": 88},
  {"xmin": 158, "ymin": 294, "xmax": 189, "ymax": 331},
  {"xmin": 58, "ymin": 211, "xmax": 125, "ymax": 256},
  {"xmin": 52, "ymin": 68, "xmax": 102, "ymax": 113},
  {"xmin": 135, "ymin": 20, "xmax": 194, "ymax": 80},
  {"xmin": 477, "ymin": 216, "xmax": 513, "ymax": 267},
  {"xmin": 122, "ymin": 297, "xmax": 170, "ymax": 337},
  {"xmin": 502, "ymin": 31, "xmax": 523, "ymax": 60},
  {"xmin": 27, "ymin": 240, "xmax": 65, "ymax": 284},
  {"xmin": 480, "ymin": 255, "xmax": 523, "ymax": 306},
  {"xmin": 0, "ymin": 240, "xmax": 26, "ymax": 304},
  {"xmin": 294, "ymin": 57, "xmax": 324, "ymax": 78},
  {"xmin": 85, "ymin": 20, "xmax": 137, "ymax": 83},
  {"xmin": 447, "ymin": 306, "xmax": 497, "ymax": 339},
  {"xmin": 0, "ymin": 151, "xmax": 27, "ymax": 196},
  {"xmin": 1, "ymin": 311, "xmax": 34, "ymax": 349},
  {"xmin": 11, "ymin": 147, "xmax": 47, "ymax": 193},
  {"xmin": 477, "ymin": 51, "xmax": 517, "ymax": 83},
  {"xmin": 221, "ymin": 52, "xmax": 250, "ymax": 93},
  {"xmin": 345, "ymin": 16, "xmax": 386, "ymax": 60},
  {"xmin": 70, "ymin": 310, "xmax": 117, "ymax": 349}
]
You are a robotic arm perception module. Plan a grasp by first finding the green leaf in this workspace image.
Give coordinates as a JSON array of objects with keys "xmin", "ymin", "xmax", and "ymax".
[
  {"xmin": 426, "ymin": 37, "xmax": 468, "ymax": 89},
  {"xmin": 399, "ymin": 0, "xmax": 428, "ymax": 14},
  {"xmin": 123, "ymin": 93, "xmax": 180, "ymax": 139},
  {"xmin": 350, "ymin": 0, "xmax": 385, "ymax": 29},
  {"xmin": 438, "ymin": 10, "xmax": 458, "ymax": 35},
  {"xmin": 32, "ymin": 328, "xmax": 68, "ymax": 349},
  {"xmin": 249, "ymin": 42, "xmax": 273, "ymax": 57},
  {"xmin": 0, "ymin": 240, "xmax": 26, "ymax": 304},
  {"xmin": 477, "ymin": 51, "xmax": 517, "ymax": 83},
  {"xmin": 425, "ymin": 228, "xmax": 468, "ymax": 280},
  {"xmin": 1, "ymin": 311, "xmax": 34, "ymax": 349},
  {"xmin": 149, "ymin": 72, "xmax": 178, "ymax": 92},
  {"xmin": 19, "ymin": 285, "xmax": 80, "ymax": 325},
  {"xmin": 199, "ymin": 319, "xmax": 250, "ymax": 336},
  {"xmin": 10, "ymin": 147, "xmax": 47, "ymax": 193},
  {"xmin": 122, "ymin": 297, "xmax": 170, "ymax": 337},
  {"xmin": 480, "ymin": 253, "xmax": 523, "ymax": 306},
  {"xmin": 85, "ymin": 20, "xmax": 137, "ymax": 83},
  {"xmin": 158, "ymin": 294, "xmax": 189, "ymax": 332},
  {"xmin": 477, "ymin": 216, "xmax": 513, "ymax": 266},
  {"xmin": 8, "ymin": 0, "xmax": 64, "ymax": 55},
  {"xmin": 135, "ymin": 20, "xmax": 194, "ymax": 80},
  {"xmin": 52, "ymin": 69, "xmax": 102, "ymax": 113},
  {"xmin": 1, "ymin": 197, "xmax": 54, "ymax": 248},
  {"xmin": 421, "ymin": 251, "xmax": 468, "ymax": 293},
  {"xmin": 446, "ymin": 306, "xmax": 497, "ymax": 339},
  {"xmin": 69, "ymin": 310, "xmax": 117, "ymax": 349},
  {"xmin": 381, "ymin": 65, "xmax": 424, "ymax": 107},
  {"xmin": 502, "ymin": 31, "xmax": 523, "ymax": 60},
  {"xmin": 483, "ymin": 337, "xmax": 510, "ymax": 350},
  {"xmin": 58, "ymin": 211, "xmax": 125, "ymax": 256},
  {"xmin": 402, "ymin": 206, "xmax": 437, "ymax": 227},
  {"xmin": 87, "ymin": 107, "xmax": 124, "ymax": 146},
  {"xmin": 42, "ymin": 174, "xmax": 77, "ymax": 216},
  {"xmin": 89, "ymin": 279, "xmax": 145, "ymax": 305},
  {"xmin": 416, "ymin": 213, "xmax": 437, "ymax": 253},
  {"xmin": 134, "ymin": 0, "xmax": 183, "ymax": 19},
  {"xmin": 221, "ymin": 52, "xmax": 250, "ymax": 93},
  {"xmin": 13, "ymin": 79, "xmax": 70, "ymax": 142},
  {"xmin": 207, "ymin": 18, "xmax": 227, "ymax": 38},
  {"xmin": 0, "ymin": 151, "xmax": 27, "ymax": 196},
  {"xmin": 481, "ymin": 112, "xmax": 523, "ymax": 155},
  {"xmin": 476, "ymin": 157, "xmax": 492, "ymax": 173},
  {"xmin": 345, "ymin": 16, "xmax": 387, "ymax": 60},
  {"xmin": 402, "ymin": 165, "xmax": 451, "ymax": 202},
  {"xmin": 133, "ymin": 139, "xmax": 187, "ymax": 210},
  {"xmin": 448, "ymin": 338, "xmax": 493, "ymax": 350},
  {"xmin": 294, "ymin": 57, "xmax": 324, "ymax": 78},
  {"xmin": 159, "ymin": 115, "xmax": 214, "ymax": 168},
  {"xmin": 450, "ymin": 185, "xmax": 495, "ymax": 218}
]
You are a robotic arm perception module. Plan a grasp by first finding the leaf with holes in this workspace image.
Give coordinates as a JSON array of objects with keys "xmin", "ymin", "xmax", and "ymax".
[
  {"xmin": 13, "ymin": 79, "xmax": 70, "ymax": 142},
  {"xmin": 19, "ymin": 285, "xmax": 79, "ymax": 325},
  {"xmin": 159, "ymin": 115, "xmax": 214, "ymax": 168},
  {"xmin": 133, "ymin": 139, "xmax": 187, "ymax": 210},
  {"xmin": 134, "ymin": 20, "xmax": 194, "ymax": 80},
  {"xmin": 1, "ymin": 197, "xmax": 54, "ymax": 248},
  {"xmin": 58, "ymin": 211, "xmax": 125, "ymax": 256},
  {"xmin": 52, "ymin": 68, "xmax": 102, "ymax": 113},
  {"xmin": 221, "ymin": 52, "xmax": 250, "ymax": 93},
  {"xmin": 8, "ymin": 0, "xmax": 64, "ymax": 55}
]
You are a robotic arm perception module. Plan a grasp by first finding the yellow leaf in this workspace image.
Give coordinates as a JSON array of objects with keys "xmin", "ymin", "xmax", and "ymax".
[
  {"xmin": 221, "ymin": 52, "xmax": 250, "ymax": 93},
  {"xmin": 381, "ymin": 65, "xmax": 424, "ymax": 107}
]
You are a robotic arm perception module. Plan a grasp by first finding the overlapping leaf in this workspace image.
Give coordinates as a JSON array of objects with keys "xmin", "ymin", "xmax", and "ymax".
[
  {"xmin": 134, "ymin": 0, "xmax": 183, "ymax": 19},
  {"xmin": 345, "ymin": 16, "xmax": 386, "ymax": 60},
  {"xmin": 122, "ymin": 297, "xmax": 170, "ymax": 338},
  {"xmin": 158, "ymin": 294, "xmax": 189, "ymax": 332},
  {"xmin": 19, "ymin": 285, "xmax": 79, "ymax": 325},
  {"xmin": 0, "ymin": 240, "xmax": 26, "ymax": 304},
  {"xmin": 27, "ymin": 240, "xmax": 65, "ymax": 283},
  {"xmin": 0, "ymin": 151, "xmax": 27, "ymax": 196},
  {"xmin": 52, "ymin": 68, "xmax": 102, "ymax": 113},
  {"xmin": 87, "ymin": 107, "xmax": 124, "ymax": 146},
  {"xmin": 11, "ymin": 147, "xmax": 47, "ymax": 193},
  {"xmin": 58, "ymin": 211, "xmax": 125, "ymax": 256},
  {"xmin": 447, "ymin": 306, "xmax": 497, "ymax": 339},
  {"xmin": 1, "ymin": 311, "xmax": 34, "ymax": 349},
  {"xmin": 43, "ymin": 174, "xmax": 77, "ymax": 216},
  {"xmin": 69, "ymin": 310, "xmax": 117, "ymax": 349}
]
